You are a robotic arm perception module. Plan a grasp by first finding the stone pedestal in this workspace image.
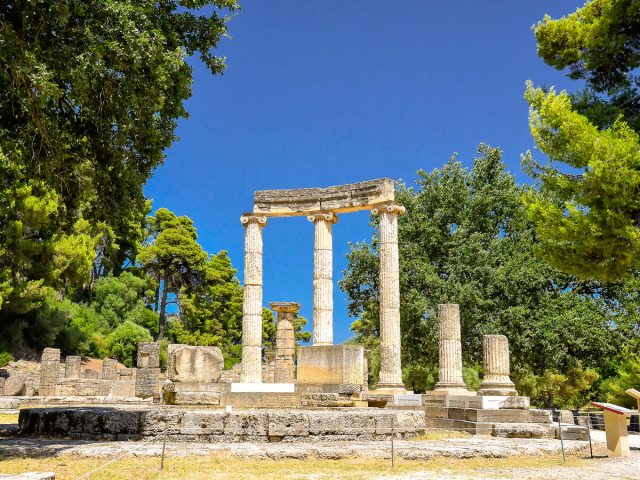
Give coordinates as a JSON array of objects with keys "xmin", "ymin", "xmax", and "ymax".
[
  {"xmin": 64, "ymin": 356, "xmax": 82, "ymax": 379},
  {"xmin": 240, "ymin": 214, "xmax": 267, "ymax": 383},
  {"xmin": 297, "ymin": 345, "xmax": 365, "ymax": 386},
  {"xmin": 39, "ymin": 348, "xmax": 61, "ymax": 396},
  {"xmin": 435, "ymin": 304, "xmax": 468, "ymax": 393},
  {"xmin": 101, "ymin": 358, "xmax": 119, "ymax": 381},
  {"xmin": 479, "ymin": 335, "xmax": 517, "ymax": 396},
  {"xmin": 372, "ymin": 203, "xmax": 405, "ymax": 391},
  {"xmin": 137, "ymin": 342, "xmax": 160, "ymax": 368},
  {"xmin": 308, "ymin": 212, "xmax": 337, "ymax": 346},
  {"xmin": 270, "ymin": 302, "xmax": 300, "ymax": 383}
]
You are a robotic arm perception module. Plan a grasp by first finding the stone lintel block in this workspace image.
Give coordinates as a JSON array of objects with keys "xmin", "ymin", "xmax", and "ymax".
[
  {"xmin": 253, "ymin": 178, "xmax": 395, "ymax": 216},
  {"xmin": 492, "ymin": 423, "xmax": 554, "ymax": 439},
  {"xmin": 296, "ymin": 345, "xmax": 365, "ymax": 385},
  {"xmin": 167, "ymin": 344, "xmax": 224, "ymax": 383}
]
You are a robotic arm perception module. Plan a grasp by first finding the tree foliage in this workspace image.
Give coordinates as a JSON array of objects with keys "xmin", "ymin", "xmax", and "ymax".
[
  {"xmin": 0, "ymin": 0, "xmax": 238, "ymax": 345},
  {"xmin": 341, "ymin": 145, "xmax": 628, "ymax": 406}
]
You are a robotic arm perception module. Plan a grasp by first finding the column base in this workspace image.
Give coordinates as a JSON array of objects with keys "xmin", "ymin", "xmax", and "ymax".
[
  {"xmin": 478, "ymin": 379, "xmax": 517, "ymax": 396},
  {"xmin": 434, "ymin": 382, "xmax": 472, "ymax": 396},
  {"xmin": 374, "ymin": 382, "xmax": 406, "ymax": 394}
]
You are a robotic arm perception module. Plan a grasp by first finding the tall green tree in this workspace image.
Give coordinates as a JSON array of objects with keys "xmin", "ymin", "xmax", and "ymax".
[
  {"xmin": 138, "ymin": 208, "xmax": 207, "ymax": 339},
  {"xmin": 535, "ymin": 0, "xmax": 640, "ymax": 131},
  {"xmin": 0, "ymin": 1, "xmax": 238, "ymax": 342},
  {"xmin": 341, "ymin": 145, "xmax": 618, "ymax": 405}
]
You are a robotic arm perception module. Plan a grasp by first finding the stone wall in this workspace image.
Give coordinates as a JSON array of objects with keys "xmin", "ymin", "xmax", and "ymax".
[{"xmin": 19, "ymin": 407, "xmax": 426, "ymax": 441}]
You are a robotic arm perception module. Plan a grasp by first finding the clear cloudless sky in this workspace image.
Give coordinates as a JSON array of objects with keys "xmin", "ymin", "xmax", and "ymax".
[{"xmin": 145, "ymin": 1, "xmax": 584, "ymax": 344}]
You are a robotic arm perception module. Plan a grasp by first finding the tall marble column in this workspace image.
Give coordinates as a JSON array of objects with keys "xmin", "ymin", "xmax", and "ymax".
[
  {"xmin": 270, "ymin": 301, "xmax": 300, "ymax": 383},
  {"xmin": 479, "ymin": 335, "xmax": 517, "ymax": 396},
  {"xmin": 240, "ymin": 214, "xmax": 267, "ymax": 383},
  {"xmin": 435, "ymin": 304, "xmax": 468, "ymax": 392},
  {"xmin": 307, "ymin": 212, "xmax": 337, "ymax": 346},
  {"xmin": 373, "ymin": 202, "xmax": 405, "ymax": 391}
]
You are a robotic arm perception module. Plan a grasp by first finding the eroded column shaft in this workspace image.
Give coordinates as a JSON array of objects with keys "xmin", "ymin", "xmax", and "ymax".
[
  {"xmin": 309, "ymin": 212, "xmax": 336, "ymax": 346},
  {"xmin": 270, "ymin": 302, "xmax": 300, "ymax": 384},
  {"xmin": 435, "ymin": 303, "xmax": 466, "ymax": 390},
  {"xmin": 479, "ymin": 334, "xmax": 517, "ymax": 395},
  {"xmin": 241, "ymin": 215, "xmax": 267, "ymax": 383},
  {"xmin": 375, "ymin": 204, "xmax": 405, "ymax": 389}
]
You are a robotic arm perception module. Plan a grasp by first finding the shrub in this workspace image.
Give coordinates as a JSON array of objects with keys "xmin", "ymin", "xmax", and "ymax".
[{"xmin": 105, "ymin": 321, "xmax": 152, "ymax": 367}]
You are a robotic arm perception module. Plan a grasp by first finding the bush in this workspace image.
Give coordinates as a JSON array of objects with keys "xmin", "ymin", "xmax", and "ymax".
[
  {"xmin": 0, "ymin": 351, "xmax": 14, "ymax": 367},
  {"xmin": 105, "ymin": 321, "xmax": 152, "ymax": 367}
]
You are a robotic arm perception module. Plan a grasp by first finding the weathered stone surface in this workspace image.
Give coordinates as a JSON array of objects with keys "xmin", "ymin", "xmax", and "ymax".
[
  {"xmin": 240, "ymin": 215, "xmax": 266, "ymax": 383},
  {"xmin": 253, "ymin": 179, "xmax": 394, "ymax": 216},
  {"xmin": 3, "ymin": 375, "xmax": 25, "ymax": 396},
  {"xmin": 137, "ymin": 343, "xmax": 160, "ymax": 369},
  {"xmin": 555, "ymin": 424, "xmax": 589, "ymax": 441},
  {"xmin": 492, "ymin": 423, "xmax": 554, "ymax": 439},
  {"xmin": 557, "ymin": 409, "xmax": 575, "ymax": 425},
  {"xmin": 164, "ymin": 391, "xmax": 221, "ymax": 405},
  {"xmin": 528, "ymin": 409, "xmax": 552, "ymax": 424},
  {"xmin": 268, "ymin": 412, "xmax": 309, "ymax": 437},
  {"xmin": 180, "ymin": 411, "xmax": 225, "ymax": 435},
  {"xmin": 479, "ymin": 335, "xmax": 517, "ymax": 396},
  {"xmin": 64, "ymin": 356, "xmax": 81, "ymax": 379},
  {"xmin": 220, "ymin": 392, "xmax": 301, "ymax": 408},
  {"xmin": 39, "ymin": 348, "xmax": 61, "ymax": 396},
  {"xmin": 167, "ymin": 345, "xmax": 224, "ymax": 383},
  {"xmin": 101, "ymin": 359, "xmax": 118, "ymax": 381},
  {"xmin": 434, "ymin": 304, "xmax": 467, "ymax": 393},
  {"xmin": 297, "ymin": 345, "xmax": 365, "ymax": 385},
  {"xmin": 270, "ymin": 302, "xmax": 299, "ymax": 383},
  {"xmin": 372, "ymin": 203, "xmax": 405, "ymax": 390},
  {"xmin": 135, "ymin": 368, "xmax": 160, "ymax": 399}
]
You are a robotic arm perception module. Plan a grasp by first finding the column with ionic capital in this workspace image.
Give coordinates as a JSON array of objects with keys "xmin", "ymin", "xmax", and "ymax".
[
  {"xmin": 372, "ymin": 202, "xmax": 405, "ymax": 391},
  {"xmin": 435, "ymin": 304, "xmax": 468, "ymax": 392},
  {"xmin": 307, "ymin": 211, "xmax": 338, "ymax": 346},
  {"xmin": 240, "ymin": 214, "xmax": 267, "ymax": 383}
]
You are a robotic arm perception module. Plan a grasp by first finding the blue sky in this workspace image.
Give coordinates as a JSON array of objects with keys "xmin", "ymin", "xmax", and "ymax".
[{"xmin": 145, "ymin": 1, "xmax": 583, "ymax": 344}]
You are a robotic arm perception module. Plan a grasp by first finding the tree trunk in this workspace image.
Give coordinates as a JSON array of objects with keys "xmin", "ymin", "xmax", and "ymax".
[
  {"xmin": 157, "ymin": 272, "xmax": 169, "ymax": 340},
  {"xmin": 153, "ymin": 274, "xmax": 161, "ymax": 312}
]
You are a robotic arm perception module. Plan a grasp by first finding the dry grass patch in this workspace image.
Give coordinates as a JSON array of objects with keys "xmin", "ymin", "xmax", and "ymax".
[
  {"xmin": 410, "ymin": 429, "xmax": 472, "ymax": 440},
  {"xmin": 0, "ymin": 413, "xmax": 18, "ymax": 424},
  {"xmin": 0, "ymin": 451, "xmax": 593, "ymax": 480}
]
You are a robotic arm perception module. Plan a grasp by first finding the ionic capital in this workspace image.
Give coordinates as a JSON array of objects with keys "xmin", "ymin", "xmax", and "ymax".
[
  {"xmin": 240, "ymin": 214, "xmax": 268, "ymax": 227},
  {"xmin": 307, "ymin": 211, "xmax": 338, "ymax": 224},
  {"xmin": 371, "ymin": 202, "xmax": 406, "ymax": 216}
]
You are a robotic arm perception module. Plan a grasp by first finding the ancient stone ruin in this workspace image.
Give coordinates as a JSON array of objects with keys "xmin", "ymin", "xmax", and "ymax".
[{"xmin": 5, "ymin": 180, "xmax": 589, "ymax": 443}]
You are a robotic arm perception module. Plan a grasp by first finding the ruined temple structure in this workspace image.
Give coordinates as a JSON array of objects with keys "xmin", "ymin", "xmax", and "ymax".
[{"xmin": 240, "ymin": 178, "xmax": 405, "ymax": 392}]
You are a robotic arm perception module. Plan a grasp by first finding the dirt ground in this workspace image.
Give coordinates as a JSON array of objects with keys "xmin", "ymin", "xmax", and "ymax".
[{"xmin": 0, "ymin": 431, "xmax": 638, "ymax": 479}]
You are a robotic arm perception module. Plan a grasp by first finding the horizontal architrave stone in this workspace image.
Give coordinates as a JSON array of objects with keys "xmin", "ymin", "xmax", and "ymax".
[{"xmin": 252, "ymin": 178, "xmax": 395, "ymax": 216}]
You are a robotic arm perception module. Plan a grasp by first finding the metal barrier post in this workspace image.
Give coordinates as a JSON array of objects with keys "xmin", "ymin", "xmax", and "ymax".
[
  {"xmin": 558, "ymin": 420, "xmax": 566, "ymax": 463},
  {"xmin": 587, "ymin": 416, "xmax": 593, "ymax": 459},
  {"xmin": 391, "ymin": 417, "xmax": 395, "ymax": 469},
  {"xmin": 160, "ymin": 429, "xmax": 167, "ymax": 470}
]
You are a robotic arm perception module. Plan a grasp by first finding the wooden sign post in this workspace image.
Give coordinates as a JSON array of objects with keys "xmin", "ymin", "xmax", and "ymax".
[
  {"xmin": 626, "ymin": 388, "xmax": 640, "ymax": 411},
  {"xmin": 591, "ymin": 402, "xmax": 634, "ymax": 458}
]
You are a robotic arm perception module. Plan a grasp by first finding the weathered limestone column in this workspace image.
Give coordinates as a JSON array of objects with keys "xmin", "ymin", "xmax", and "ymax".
[
  {"xmin": 307, "ymin": 212, "xmax": 337, "ymax": 346},
  {"xmin": 435, "ymin": 304, "xmax": 468, "ymax": 392},
  {"xmin": 479, "ymin": 335, "xmax": 517, "ymax": 396},
  {"xmin": 270, "ymin": 301, "xmax": 300, "ymax": 383},
  {"xmin": 372, "ymin": 202, "xmax": 405, "ymax": 390},
  {"xmin": 240, "ymin": 214, "xmax": 267, "ymax": 383}
]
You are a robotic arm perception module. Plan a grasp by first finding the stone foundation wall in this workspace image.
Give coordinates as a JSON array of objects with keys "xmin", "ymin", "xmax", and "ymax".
[{"xmin": 19, "ymin": 407, "xmax": 426, "ymax": 442}]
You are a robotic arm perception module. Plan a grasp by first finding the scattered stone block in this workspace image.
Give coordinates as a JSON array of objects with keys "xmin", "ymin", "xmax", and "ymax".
[
  {"xmin": 137, "ymin": 342, "xmax": 160, "ymax": 369},
  {"xmin": 492, "ymin": 423, "xmax": 554, "ymax": 439},
  {"xmin": 38, "ymin": 348, "xmax": 61, "ymax": 396},
  {"xmin": 167, "ymin": 344, "xmax": 224, "ymax": 383},
  {"xmin": 64, "ymin": 356, "xmax": 81, "ymax": 379},
  {"xmin": 529, "ymin": 409, "xmax": 552, "ymax": 424},
  {"xmin": 101, "ymin": 359, "xmax": 118, "ymax": 381},
  {"xmin": 135, "ymin": 368, "xmax": 160, "ymax": 400},
  {"xmin": 297, "ymin": 345, "xmax": 365, "ymax": 386},
  {"xmin": 3, "ymin": 375, "xmax": 25, "ymax": 396}
]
